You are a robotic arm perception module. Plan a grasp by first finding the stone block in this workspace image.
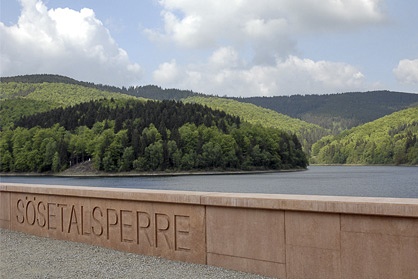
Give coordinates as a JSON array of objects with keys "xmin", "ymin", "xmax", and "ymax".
[
  {"xmin": 206, "ymin": 206, "xmax": 285, "ymax": 263},
  {"xmin": 0, "ymin": 191, "xmax": 10, "ymax": 229},
  {"xmin": 341, "ymin": 214, "xmax": 418, "ymax": 237},
  {"xmin": 285, "ymin": 211, "xmax": 340, "ymax": 250},
  {"xmin": 9, "ymin": 192, "xmax": 206, "ymax": 264},
  {"xmin": 286, "ymin": 245, "xmax": 341, "ymax": 279},
  {"xmin": 341, "ymin": 232, "xmax": 418, "ymax": 279},
  {"xmin": 207, "ymin": 253, "xmax": 286, "ymax": 278}
]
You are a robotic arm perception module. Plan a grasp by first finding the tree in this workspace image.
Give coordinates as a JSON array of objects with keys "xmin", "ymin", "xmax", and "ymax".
[
  {"xmin": 178, "ymin": 123, "xmax": 198, "ymax": 154},
  {"xmin": 11, "ymin": 127, "xmax": 33, "ymax": 172},
  {"xmin": 200, "ymin": 142, "xmax": 222, "ymax": 168},
  {"xmin": 144, "ymin": 140, "xmax": 164, "ymax": 171},
  {"xmin": 93, "ymin": 129, "xmax": 115, "ymax": 170},
  {"xmin": 102, "ymin": 130, "xmax": 128, "ymax": 171},
  {"xmin": 0, "ymin": 130, "xmax": 14, "ymax": 172},
  {"xmin": 119, "ymin": 147, "xmax": 135, "ymax": 172}
]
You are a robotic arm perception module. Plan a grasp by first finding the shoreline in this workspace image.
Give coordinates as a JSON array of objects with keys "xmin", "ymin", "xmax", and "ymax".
[
  {"xmin": 0, "ymin": 168, "xmax": 306, "ymax": 178},
  {"xmin": 2, "ymin": 164, "xmax": 416, "ymax": 178}
]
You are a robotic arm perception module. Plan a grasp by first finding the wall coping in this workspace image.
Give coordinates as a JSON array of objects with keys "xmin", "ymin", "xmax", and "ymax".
[{"xmin": 1, "ymin": 183, "xmax": 418, "ymax": 217}]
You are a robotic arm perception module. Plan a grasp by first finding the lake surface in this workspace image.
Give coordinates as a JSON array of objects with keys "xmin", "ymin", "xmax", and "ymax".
[{"xmin": 1, "ymin": 166, "xmax": 417, "ymax": 198}]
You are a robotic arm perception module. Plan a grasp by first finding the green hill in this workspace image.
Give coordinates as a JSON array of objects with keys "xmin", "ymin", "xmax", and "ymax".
[
  {"xmin": 0, "ymin": 98, "xmax": 307, "ymax": 173},
  {"xmin": 1, "ymin": 74, "xmax": 202, "ymax": 100},
  {"xmin": 7, "ymin": 75, "xmax": 415, "ymax": 135},
  {"xmin": 0, "ymin": 81, "xmax": 138, "ymax": 129},
  {"xmin": 0, "ymin": 75, "xmax": 312, "ymax": 172},
  {"xmin": 183, "ymin": 96, "xmax": 329, "ymax": 153},
  {"xmin": 311, "ymin": 106, "xmax": 418, "ymax": 165},
  {"xmin": 0, "ymin": 74, "xmax": 122, "ymax": 93},
  {"xmin": 233, "ymin": 91, "xmax": 418, "ymax": 133},
  {"xmin": 3, "ymin": 74, "xmax": 416, "ymax": 167},
  {"xmin": 125, "ymin": 85, "xmax": 203, "ymax": 100}
]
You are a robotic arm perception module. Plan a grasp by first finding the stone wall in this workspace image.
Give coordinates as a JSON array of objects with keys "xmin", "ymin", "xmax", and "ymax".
[{"xmin": 1, "ymin": 183, "xmax": 418, "ymax": 278}]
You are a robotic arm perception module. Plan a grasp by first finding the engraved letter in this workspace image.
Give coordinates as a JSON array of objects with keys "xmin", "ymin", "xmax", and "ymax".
[
  {"xmin": 174, "ymin": 215, "xmax": 191, "ymax": 251},
  {"xmin": 137, "ymin": 211, "xmax": 152, "ymax": 246},
  {"xmin": 57, "ymin": 203, "xmax": 67, "ymax": 232},
  {"xmin": 68, "ymin": 205, "xmax": 80, "ymax": 234},
  {"xmin": 155, "ymin": 213, "xmax": 171, "ymax": 249},
  {"xmin": 106, "ymin": 208, "xmax": 118, "ymax": 240},
  {"xmin": 81, "ymin": 206, "xmax": 91, "ymax": 235},
  {"xmin": 16, "ymin": 199, "xmax": 25, "ymax": 224},
  {"xmin": 37, "ymin": 201, "xmax": 46, "ymax": 227},
  {"xmin": 120, "ymin": 210, "xmax": 133, "ymax": 243},
  {"xmin": 92, "ymin": 206, "xmax": 103, "ymax": 236},
  {"xmin": 47, "ymin": 203, "xmax": 56, "ymax": 230},
  {"xmin": 26, "ymin": 200, "xmax": 36, "ymax": 225}
]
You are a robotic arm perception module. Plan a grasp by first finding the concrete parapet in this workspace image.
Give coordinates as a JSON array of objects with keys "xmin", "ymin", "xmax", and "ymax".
[{"xmin": 1, "ymin": 183, "xmax": 417, "ymax": 278}]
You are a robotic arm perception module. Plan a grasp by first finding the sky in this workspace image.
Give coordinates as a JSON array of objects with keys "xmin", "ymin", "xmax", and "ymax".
[{"xmin": 0, "ymin": 0, "xmax": 417, "ymax": 97}]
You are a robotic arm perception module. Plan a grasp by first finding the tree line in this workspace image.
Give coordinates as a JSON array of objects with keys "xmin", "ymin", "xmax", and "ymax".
[
  {"xmin": 1, "ymin": 99, "xmax": 307, "ymax": 173},
  {"xmin": 310, "ymin": 106, "xmax": 418, "ymax": 165},
  {"xmin": 183, "ymin": 96, "xmax": 329, "ymax": 155},
  {"xmin": 233, "ymin": 91, "xmax": 418, "ymax": 132}
]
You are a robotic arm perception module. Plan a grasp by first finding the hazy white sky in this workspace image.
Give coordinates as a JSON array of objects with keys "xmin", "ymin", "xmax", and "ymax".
[{"xmin": 1, "ymin": 0, "xmax": 417, "ymax": 96}]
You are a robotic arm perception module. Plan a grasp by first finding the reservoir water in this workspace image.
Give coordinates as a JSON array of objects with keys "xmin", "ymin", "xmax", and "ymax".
[{"xmin": 1, "ymin": 166, "xmax": 417, "ymax": 198}]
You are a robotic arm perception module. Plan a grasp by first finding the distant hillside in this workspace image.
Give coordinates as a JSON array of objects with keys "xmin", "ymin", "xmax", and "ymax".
[
  {"xmin": 0, "ymin": 98, "xmax": 307, "ymax": 173},
  {"xmin": 0, "ymin": 81, "xmax": 137, "ymax": 129},
  {"xmin": 1, "ymin": 74, "xmax": 202, "ymax": 100},
  {"xmin": 3, "ymin": 74, "xmax": 417, "ymax": 167},
  {"xmin": 183, "ymin": 96, "xmax": 329, "ymax": 153},
  {"xmin": 4, "ymin": 76, "xmax": 416, "ymax": 132},
  {"xmin": 311, "ymin": 106, "xmax": 418, "ymax": 165},
  {"xmin": 1, "ymin": 75, "xmax": 308, "ymax": 172},
  {"xmin": 124, "ymin": 85, "xmax": 203, "ymax": 100},
  {"xmin": 233, "ymin": 91, "xmax": 418, "ymax": 133},
  {"xmin": 0, "ymin": 74, "xmax": 122, "ymax": 93},
  {"xmin": 1, "ymin": 75, "xmax": 327, "ymax": 155}
]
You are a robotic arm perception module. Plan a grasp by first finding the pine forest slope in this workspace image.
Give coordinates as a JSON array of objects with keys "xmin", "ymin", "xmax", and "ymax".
[
  {"xmin": 0, "ymin": 98, "xmax": 308, "ymax": 173},
  {"xmin": 183, "ymin": 96, "xmax": 329, "ymax": 153},
  {"xmin": 311, "ymin": 106, "xmax": 418, "ymax": 165},
  {"xmin": 0, "ymin": 75, "xmax": 326, "ymax": 157},
  {"xmin": 0, "ymin": 81, "xmax": 139, "ymax": 128},
  {"xmin": 233, "ymin": 91, "xmax": 418, "ymax": 133}
]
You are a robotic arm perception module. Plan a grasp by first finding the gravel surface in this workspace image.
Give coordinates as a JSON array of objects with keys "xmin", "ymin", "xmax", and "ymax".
[{"xmin": 0, "ymin": 229, "xmax": 272, "ymax": 279}]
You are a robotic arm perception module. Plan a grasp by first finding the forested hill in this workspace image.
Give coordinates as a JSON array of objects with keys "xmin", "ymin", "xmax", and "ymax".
[
  {"xmin": 4, "ymin": 75, "xmax": 416, "ymax": 131},
  {"xmin": 1, "ymin": 74, "xmax": 202, "ymax": 100},
  {"xmin": 0, "ymin": 98, "xmax": 307, "ymax": 173},
  {"xmin": 311, "ymin": 106, "xmax": 418, "ymax": 165},
  {"xmin": 2, "ymin": 74, "xmax": 416, "ymax": 168},
  {"xmin": 1, "ymin": 75, "xmax": 327, "ymax": 155},
  {"xmin": 0, "ymin": 74, "xmax": 122, "ymax": 94},
  {"xmin": 0, "ymin": 80, "xmax": 137, "ymax": 129},
  {"xmin": 233, "ymin": 91, "xmax": 418, "ymax": 133},
  {"xmin": 183, "ymin": 96, "xmax": 328, "ymax": 154},
  {"xmin": 124, "ymin": 85, "xmax": 204, "ymax": 101}
]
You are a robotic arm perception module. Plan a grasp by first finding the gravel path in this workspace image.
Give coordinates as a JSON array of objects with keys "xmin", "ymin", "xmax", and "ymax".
[{"xmin": 0, "ymin": 229, "xmax": 272, "ymax": 279}]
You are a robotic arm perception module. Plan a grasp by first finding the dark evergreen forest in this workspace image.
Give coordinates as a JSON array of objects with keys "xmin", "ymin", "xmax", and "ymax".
[
  {"xmin": 1, "ymin": 99, "xmax": 307, "ymax": 173},
  {"xmin": 233, "ymin": 91, "xmax": 418, "ymax": 132},
  {"xmin": 15, "ymin": 99, "xmax": 240, "ymax": 132}
]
